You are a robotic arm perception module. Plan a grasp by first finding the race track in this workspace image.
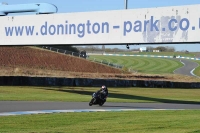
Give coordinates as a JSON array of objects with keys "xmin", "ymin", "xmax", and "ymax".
[
  {"xmin": 1, "ymin": 101, "xmax": 200, "ymax": 116},
  {"xmin": 174, "ymin": 59, "xmax": 199, "ymax": 77}
]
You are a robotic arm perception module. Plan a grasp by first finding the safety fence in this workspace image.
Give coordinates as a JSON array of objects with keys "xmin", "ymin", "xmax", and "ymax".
[
  {"xmin": 87, "ymin": 57, "xmax": 124, "ymax": 69},
  {"xmin": 103, "ymin": 53, "xmax": 200, "ymax": 60},
  {"xmin": 38, "ymin": 46, "xmax": 87, "ymax": 59}
]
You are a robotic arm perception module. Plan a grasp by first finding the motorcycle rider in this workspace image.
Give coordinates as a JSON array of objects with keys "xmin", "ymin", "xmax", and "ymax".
[{"xmin": 97, "ymin": 85, "xmax": 108, "ymax": 102}]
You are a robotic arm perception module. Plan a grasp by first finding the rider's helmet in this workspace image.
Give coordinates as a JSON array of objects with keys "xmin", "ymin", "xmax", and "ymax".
[{"xmin": 101, "ymin": 85, "xmax": 107, "ymax": 90}]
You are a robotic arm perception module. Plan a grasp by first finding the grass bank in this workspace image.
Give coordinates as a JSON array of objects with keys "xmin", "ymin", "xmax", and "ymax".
[
  {"xmin": 89, "ymin": 56, "xmax": 183, "ymax": 74},
  {"xmin": 0, "ymin": 110, "xmax": 200, "ymax": 133},
  {"xmin": 193, "ymin": 60, "xmax": 200, "ymax": 77}
]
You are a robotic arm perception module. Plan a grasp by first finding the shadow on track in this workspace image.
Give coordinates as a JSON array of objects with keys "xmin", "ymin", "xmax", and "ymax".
[
  {"xmin": 43, "ymin": 88, "xmax": 200, "ymax": 105},
  {"xmin": 100, "ymin": 105, "xmax": 153, "ymax": 109}
]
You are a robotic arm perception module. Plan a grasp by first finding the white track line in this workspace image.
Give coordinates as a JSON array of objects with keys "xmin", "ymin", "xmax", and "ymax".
[{"xmin": 0, "ymin": 109, "xmax": 186, "ymax": 116}]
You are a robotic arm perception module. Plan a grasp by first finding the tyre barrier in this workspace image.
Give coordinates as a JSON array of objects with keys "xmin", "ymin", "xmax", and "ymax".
[{"xmin": 0, "ymin": 76, "xmax": 199, "ymax": 88}]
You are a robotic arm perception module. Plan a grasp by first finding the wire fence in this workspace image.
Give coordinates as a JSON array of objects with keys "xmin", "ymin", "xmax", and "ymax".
[
  {"xmin": 38, "ymin": 46, "xmax": 87, "ymax": 58},
  {"xmin": 88, "ymin": 57, "xmax": 124, "ymax": 69},
  {"xmin": 37, "ymin": 46, "xmax": 124, "ymax": 70}
]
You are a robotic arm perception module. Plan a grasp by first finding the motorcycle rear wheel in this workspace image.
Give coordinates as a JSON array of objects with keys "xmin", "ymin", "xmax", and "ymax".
[
  {"xmin": 99, "ymin": 102, "xmax": 104, "ymax": 106},
  {"xmin": 89, "ymin": 98, "xmax": 95, "ymax": 106},
  {"xmin": 89, "ymin": 102, "xmax": 92, "ymax": 106}
]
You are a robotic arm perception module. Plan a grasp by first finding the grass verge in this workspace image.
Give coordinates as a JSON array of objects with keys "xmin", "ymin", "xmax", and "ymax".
[
  {"xmin": 1, "ymin": 86, "xmax": 200, "ymax": 103},
  {"xmin": 193, "ymin": 60, "xmax": 200, "ymax": 77},
  {"xmin": 0, "ymin": 110, "xmax": 200, "ymax": 133}
]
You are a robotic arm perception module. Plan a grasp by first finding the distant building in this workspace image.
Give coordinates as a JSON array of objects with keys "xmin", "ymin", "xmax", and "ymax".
[
  {"xmin": 139, "ymin": 47, "xmax": 147, "ymax": 52},
  {"xmin": 1, "ymin": 2, "xmax": 8, "ymax": 5},
  {"xmin": 153, "ymin": 49, "xmax": 160, "ymax": 52},
  {"xmin": 147, "ymin": 49, "xmax": 153, "ymax": 52}
]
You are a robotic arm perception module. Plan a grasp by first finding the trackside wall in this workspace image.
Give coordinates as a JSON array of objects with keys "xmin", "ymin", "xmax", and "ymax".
[{"xmin": 0, "ymin": 76, "xmax": 199, "ymax": 88}]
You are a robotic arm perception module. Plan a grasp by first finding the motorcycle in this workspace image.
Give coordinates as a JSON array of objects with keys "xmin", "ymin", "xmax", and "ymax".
[{"xmin": 89, "ymin": 91, "xmax": 106, "ymax": 106}]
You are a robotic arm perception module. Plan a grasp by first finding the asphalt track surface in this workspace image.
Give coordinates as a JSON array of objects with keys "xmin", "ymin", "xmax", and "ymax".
[
  {"xmin": 1, "ymin": 101, "xmax": 200, "ymax": 113},
  {"xmin": 174, "ymin": 59, "xmax": 199, "ymax": 77}
]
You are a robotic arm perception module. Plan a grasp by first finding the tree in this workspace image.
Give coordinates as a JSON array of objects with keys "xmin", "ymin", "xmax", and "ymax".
[
  {"xmin": 185, "ymin": 50, "xmax": 189, "ymax": 54},
  {"xmin": 102, "ymin": 45, "xmax": 105, "ymax": 51},
  {"xmin": 165, "ymin": 46, "xmax": 175, "ymax": 52},
  {"xmin": 113, "ymin": 48, "xmax": 121, "ymax": 52},
  {"xmin": 155, "ymin": 46, "xmax": 167, "ymax": 52},
  {"xmin": 45, "ymin": 45, "xmax": 79, "ymax": 52},
  {"xmin": 146, "ymin": 46, "xmax": 154, "ymax": 52},
  {"xmin": 78, "ymin": 45, "xmax": 101, "ymax": 52}
]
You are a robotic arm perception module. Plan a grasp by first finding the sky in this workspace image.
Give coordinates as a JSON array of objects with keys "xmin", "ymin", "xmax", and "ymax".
[{"xmin": 3, "ymin": 0, "xmax": 200, "ymax": 52}]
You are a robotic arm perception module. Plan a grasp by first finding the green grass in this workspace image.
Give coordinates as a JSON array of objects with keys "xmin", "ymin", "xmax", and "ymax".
[
  {"xmin": 193, "ymin": 60, "xmax": 200, "ymax": 77},
  {"xmin": 89, "ymin": 55, "xmax": 183, "ymax": 74},
  {"xmin": 1, "ymin": 87, "xmax": 200, "ymax": 132},
  {"xmin": 0, "ymin": 110, "xmax": 200, "ymax": 133},
  {"xmin": 1, "ymin": 86, "xmax": 200, "ymax": 103}
]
